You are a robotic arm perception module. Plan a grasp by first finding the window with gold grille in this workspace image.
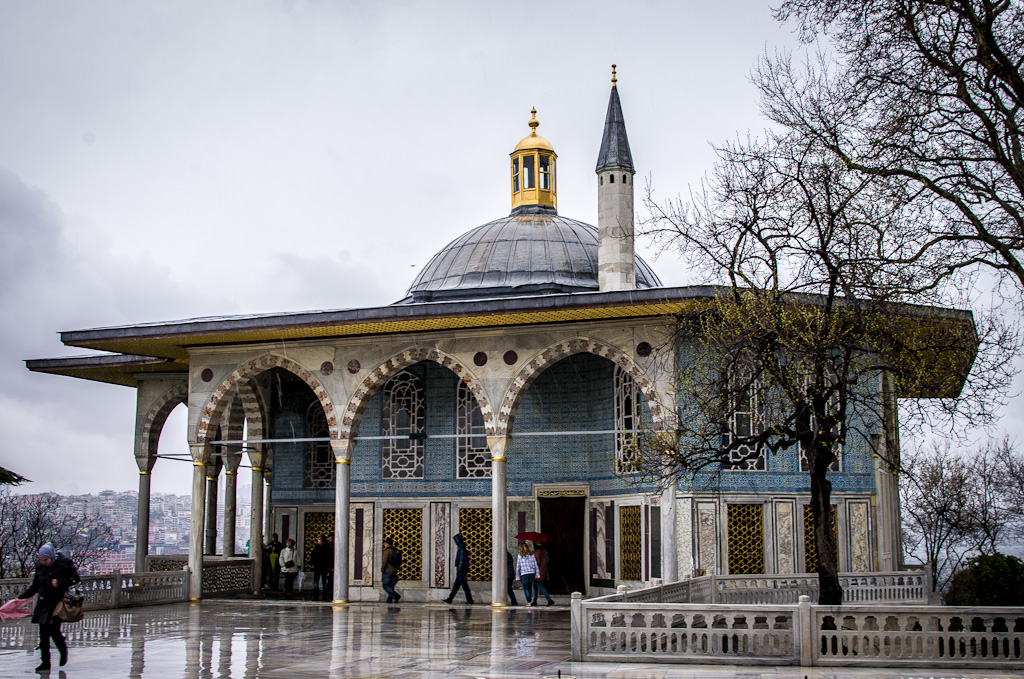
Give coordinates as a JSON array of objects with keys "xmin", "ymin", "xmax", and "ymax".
[
  {"xmin": 458, "ymin": 507, "xmax": 492, "ymax": 582},
  {"xmin": 302, "ymin": 512, "xmax": 335, "ymax": 573},
  {"xmin": 619, "ymin": 505, "xmax": 642, "ymax": 580},
  {"xmin": 803, "ymin": 504, "xmax": 839, "ymax": 573},
  {"xmin": 382, "ymin": 508, "xmax": 422, "ymax": 581},
  {"xmin": 727, "ymin": 503, "xmax": 764, "ymax": 575}
]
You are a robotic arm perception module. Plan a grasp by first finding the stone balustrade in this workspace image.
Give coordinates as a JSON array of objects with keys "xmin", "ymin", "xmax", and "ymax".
[
  {"xmin": 572, "ymin": 572, "xmax": 1023, "ymax": 669},
  {"xmin": 0, "ymin": 559, "xmax": 254, "ymax": 611}
]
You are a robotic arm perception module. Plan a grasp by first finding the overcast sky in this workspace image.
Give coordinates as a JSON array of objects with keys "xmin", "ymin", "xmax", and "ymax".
[{"xmin": 1, "ymin": 1, "xmax": 1020, "ymax": 498}]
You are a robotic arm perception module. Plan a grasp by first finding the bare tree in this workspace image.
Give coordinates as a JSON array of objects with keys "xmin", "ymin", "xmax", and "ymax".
[
  {"xmin": 902, "ymin": 437, "xmax": 1024, "ymax": 591},
  {"xmin": 759, "ymin": 0, "xmax": 1024, "ymax": 299},
  {"xmin": 0, "ymin": 489, "xmax": 115, "ymax": 579},
  {"xmin": 639, "ymin": 131, "xmax": 1008, "ymax": 603}
]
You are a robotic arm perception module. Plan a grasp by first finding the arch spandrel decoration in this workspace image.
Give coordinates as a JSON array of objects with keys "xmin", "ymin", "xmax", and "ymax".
[
  {"xmin": 496, "ymin": 338, "xmax": 665, "ymax": 437},
  {"xmin": 339, "ymin": 347, "xmax": 495, "ymax": 441},
  {"xmin": 139, "ymin": 382, "xmax": 189, "ymax": 467},
  {"xmin": 195, "ymin": 354, "xmax": 336, "ymax": 445}
]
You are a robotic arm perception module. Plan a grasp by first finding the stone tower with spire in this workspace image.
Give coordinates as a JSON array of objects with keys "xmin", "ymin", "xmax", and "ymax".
[{"xmin": 596, "ymin": 65, "xmax": 636, "ymax": 291}]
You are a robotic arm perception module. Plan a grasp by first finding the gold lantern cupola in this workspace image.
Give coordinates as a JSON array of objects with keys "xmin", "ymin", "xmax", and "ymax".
[{"xmin": 510, "ymin": 108, "xmax": 557, "ymax": 214}]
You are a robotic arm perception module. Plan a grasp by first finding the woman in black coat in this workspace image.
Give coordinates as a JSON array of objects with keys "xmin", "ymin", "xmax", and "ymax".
[{"xmin": 19, "ymin": 542, "xmax": 80, "ymax": 672}]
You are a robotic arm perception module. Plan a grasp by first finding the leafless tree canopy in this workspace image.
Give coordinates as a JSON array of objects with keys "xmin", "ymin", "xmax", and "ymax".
[
  {"xmin": 0, "ymin": 489, "xmax": 114, "ymax": 579},
  {"xmin": 762, "ymin": 0, "xmax": 1024, "ymax": 299},
  {"xmin": 901, "ymin": 437, "xmax": 1024, "ymax": 591}
]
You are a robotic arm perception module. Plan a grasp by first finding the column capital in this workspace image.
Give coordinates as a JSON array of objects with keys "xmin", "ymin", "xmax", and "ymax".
[
  {"xmin": 487, "ymin": 436, "xmax": 511, "ymax": 461},
  {"xmin": 222, "ymin": 451, "xmax": 243, "ymax": 473},
  {"xmin": 135, "ymin": 455, "xmax": 157, "ymax": 474},
  {"xmin": 189, "ymin": 444, "xmax": 212, "ymax": 465},
  {"xmin": 330, "ymin": 439, "xmax": 355, "ymax": 463}
]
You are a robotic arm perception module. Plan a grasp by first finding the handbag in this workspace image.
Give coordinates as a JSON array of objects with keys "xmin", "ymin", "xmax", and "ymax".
[
  {"xmin": 53, "ymin": 591, "xmax": 84, "ymax": 623},
  {"xmin": 285, "ymin": 560, "xmax": 295, "ymax": 568}
]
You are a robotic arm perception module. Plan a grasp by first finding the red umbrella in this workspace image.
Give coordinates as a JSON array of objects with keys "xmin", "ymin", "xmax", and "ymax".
[
  {"xmin": 514, "ymin": 531, "xmax": 551, "ymax": 543},
  {"xmin": 0, "ymin": 598, "xmax": 32, "ymax": 621}
]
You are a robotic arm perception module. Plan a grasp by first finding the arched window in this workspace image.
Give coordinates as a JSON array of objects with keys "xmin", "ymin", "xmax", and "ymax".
[
  {"xmin": 615, "ymin": 366, "xmax": 641, "ymax": 473},
  {"xmin": 456, "ymin": 381, "xmax": 490, "ymax": 478},
  {"xmin": 722, "ymin": 354, "xmax": 765, "ymax": 471},
  {"xmin": 304, "ymin": 402, "xmax": 335, "ymax": 488},
  {"xmin": 382, "ymin": 370, "xmax": 424, "ymax": 479}
]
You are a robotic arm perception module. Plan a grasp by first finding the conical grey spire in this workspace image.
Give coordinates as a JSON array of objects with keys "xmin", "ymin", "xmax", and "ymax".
[{"xmin": 595, "ymin": 81, "xmax": 633, "ymax": 172}]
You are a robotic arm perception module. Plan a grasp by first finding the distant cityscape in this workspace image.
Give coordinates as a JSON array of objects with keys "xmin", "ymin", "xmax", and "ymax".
[{"xmin": 37, "ymin": 490, "xmax": 252, "ymax": 574}]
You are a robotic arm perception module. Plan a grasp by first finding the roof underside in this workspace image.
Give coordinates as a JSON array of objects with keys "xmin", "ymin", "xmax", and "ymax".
[{"xmin": 26, "ymin": 286, "xmax": 978, "ymax": 398}]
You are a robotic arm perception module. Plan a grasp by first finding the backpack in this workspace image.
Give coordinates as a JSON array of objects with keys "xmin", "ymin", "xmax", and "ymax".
[{"xmin": 391, "ymin": 548, "xmax": 403, "ymax": 569}]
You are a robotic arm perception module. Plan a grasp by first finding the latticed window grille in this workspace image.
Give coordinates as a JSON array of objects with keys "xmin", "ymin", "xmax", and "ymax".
[
  {"xmin": 803, "ymin": 503, "xmax": 839, "ymax": 573},
  {"xmin": 304, "ymin": 402, "xmax": 335, "ymax": 488},
  {"xmin": 798, "ymin": 371, "xmax": 843, "ymax": 473},
  {"xmin": 382, "ymin": 508, "xmax": 422, "ymax": 581},
  {"xmin": 722, "ymin": 358, "xmax": 765, "ymax": 471},
  {"xmin": 619, "ymin": 505, "xmax": 642, "ymax": 580},
  {"xmin": 727, "ymin": 503, "xmax": 765, "ymax": 574},
  {"xmin": 302, "ymin": 511, "xmax": 335, "ymax": 572},
  {"xmin": 382, "ymin": 371, "xmax": 424, "ymax": 479},
  {"xmin": 614, "ymin": 366, "xmax": 641, "ymax": 474},
  {"xmin": 456, "ymin": 381, "xmax": 490, "ymax": 478},
  {"xmin": 458, "ymin": 507, "xmax": 493, "ymax": 581}
]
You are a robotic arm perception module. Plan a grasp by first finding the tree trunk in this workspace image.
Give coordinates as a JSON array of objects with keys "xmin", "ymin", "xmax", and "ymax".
[{"xmin": 810, "ymin": 448, "xmax": 843, "ymax": 605}]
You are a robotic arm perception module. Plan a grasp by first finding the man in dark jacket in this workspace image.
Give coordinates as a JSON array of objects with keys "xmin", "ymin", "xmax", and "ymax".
[
  {"xmin": 311, "ymin": 535, "xmax": 330, "ymax": 600},
  {"xmin": 381, "ymin": 537, "xmax": 401, "ymax": 603},
  {"xmin": 443, "ymin": 533, "xmax": 474, "ymax": 604},
  {"xmin": 19, "ymin": 542, "xmax": 80, "ymax": 671}
]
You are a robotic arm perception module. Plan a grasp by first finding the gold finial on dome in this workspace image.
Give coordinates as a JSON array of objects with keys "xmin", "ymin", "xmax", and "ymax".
[
  {"xmin": 611, "ymin": 64, "xmax": 617, "ymax": 86},
  {"xmin": 510, "ymin": 106, "xmax": 557, "ymax": 213}
]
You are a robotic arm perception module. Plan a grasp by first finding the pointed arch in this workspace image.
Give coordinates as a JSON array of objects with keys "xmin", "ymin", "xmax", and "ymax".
[
  {"xmin": 139, "ymin": 382, "xmax": 189, "ymax": 461},
  {"xmin": 195, "ymin": 354, "xmax": 337, "ymax": 445},
  {"xmin": 497, "ymin": 337, "xmax": 665, "ymax": 436},
  {"xmin": 339, "ymin": 347, "xmax": 495, "ymax": 440}
]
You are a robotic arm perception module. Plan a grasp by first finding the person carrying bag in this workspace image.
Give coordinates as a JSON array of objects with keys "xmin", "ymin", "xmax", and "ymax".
[{"xmin": 18, "ymin": 542, "xmax": 81, "ymax": 672}]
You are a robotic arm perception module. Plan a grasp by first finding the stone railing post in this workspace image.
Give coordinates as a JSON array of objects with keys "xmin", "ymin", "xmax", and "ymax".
[
  {"xmin": 797, "ymin": 595, "xmax": 813, "ymax": 666},
  {"xmin": 112, "ymin": 570, "xmax": 123, "ymax": 608},
  {"xmin": 570, "ymin": 591, "xmax": 583, "ymax": 661},
  {"xmin": 182, "ymin": 565, "xmax": 191, "ymax": 601},
  {"xmin": 710, "ymin": 574, "xmax": 717, "ymax": 604}
]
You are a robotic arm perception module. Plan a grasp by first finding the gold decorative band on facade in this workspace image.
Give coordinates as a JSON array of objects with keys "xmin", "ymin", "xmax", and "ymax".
[
  {"xmin": 189, "ymin": 597, "xmax": 201, "ymax": 601},
  {"xmin": 490, "ymin": 602, "xmax": 511, "ymax": 607},
  {"xmin": 251, "ymin": 466, "xmax": 264, "ymax": 472},
  {"xmin": 491, "ymin": 456, "xmax": 507, "ymax": 462},
  {"xmin": 193, "ymin": 461, "xmax": 207, "ymax": 467},
  {"xmin": 138, "ymin": 471, "xmax": 150, "ymax": 475},
  {"xmin": 332, "ymin": 599, "xmax": 349, "ymax": 604},
  {"xmin": 336, "ymin": 459, "xmax": 351, "ymax": 465},
  {"xmin": 225, "ymin": 470, "xmax": 235, "ymax": 476},
  {"xmin": 537, "ymin": 489, "xmax": 586, "ymax": 497}
]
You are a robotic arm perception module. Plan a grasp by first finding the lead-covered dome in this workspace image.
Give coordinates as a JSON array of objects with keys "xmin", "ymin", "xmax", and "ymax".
[{"xmin": 399, "ymin": 210, "xmax": 662, "ymax": 303}]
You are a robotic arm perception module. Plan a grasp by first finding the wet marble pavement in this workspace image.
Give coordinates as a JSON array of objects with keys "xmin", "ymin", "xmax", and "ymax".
[{"xmin": 1, "ymin": 600, "xmax": 1022, "ymax": 679}]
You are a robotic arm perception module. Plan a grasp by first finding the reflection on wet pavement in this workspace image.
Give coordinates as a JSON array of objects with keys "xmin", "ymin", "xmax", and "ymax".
[{"xmin": 1, "ymin": 601, "xmax": 1021, "ymax": 678}]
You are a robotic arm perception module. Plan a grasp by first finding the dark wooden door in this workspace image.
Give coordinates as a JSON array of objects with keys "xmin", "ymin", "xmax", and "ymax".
[{"xmin": 538, "ymin": 496, "xmax": 586, "ymax": 594}]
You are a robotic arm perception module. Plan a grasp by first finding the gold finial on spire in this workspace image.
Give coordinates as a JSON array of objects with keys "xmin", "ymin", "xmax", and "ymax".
[
  {"xmin": 528, "ymin": 107, "xmax": 539, "ymax": 136},
  {"xmin": 611, "ymin": 64, "xmax": 617, "ymax": 86}
]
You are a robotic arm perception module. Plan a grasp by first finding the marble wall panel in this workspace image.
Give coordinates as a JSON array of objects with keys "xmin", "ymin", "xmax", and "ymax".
[
  {"xmin": 775, "ymin": 501, "xmax": 795, "ymax": 575},
  {"xmin": 848, "ymin": 500, "xmax": 870, "ymax": 572},
  {"xmin": 675, "ymin": 496, "xmax": 693, "ymax": 577},
  {"xmin": 431, "ymin": 503, "xmax": 450, "ymax": 588},
  {"xmin": 697, "ymin": 502, "xmax": 717, "ymax": 575},
  {"xmin": 349, "ymin": 502, "xmax": 374, "ymax": 585}
]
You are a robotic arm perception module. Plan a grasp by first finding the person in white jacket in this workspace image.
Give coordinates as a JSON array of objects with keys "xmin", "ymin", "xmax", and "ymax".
[
  {"xmin": 514, "ymin": 543, "xmax": 539, "ymax": 606},
  {"xmin": 279, "ymin": 539, "xmax": 300, "ymax": 595}
]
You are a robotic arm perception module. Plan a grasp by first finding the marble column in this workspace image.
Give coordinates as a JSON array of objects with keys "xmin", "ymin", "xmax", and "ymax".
[
  {"xmin": 204, "ymin": 457, "xmax": 222, "ymax": 555},
  {"xmin": 134, "ymin": 455, "xmax": 156, "ymax": 573},
  {"xmin": 488, "ymin": 436, "xmax": 510, "ymax": 606},
  {"xmin": 263, "ymin": 470, "xmax": 273, "ymax": 543},
  {"xmin": 874, "ymin": 371, "xmax": 901, "ymax": 571},
  {"xmin": 223, "ymin": 451, "xmax": 242, "ymax": 557},
  {"xmin": 188, "ymin": 444, "xmax": 211, "ymax": 600},
  {"xmin": 247, "ymin": 449, "xmax": 266, "ymax": 594},
  {"xmin": 661, "ymin": 482, "xmax": 678, "ymax": 582},
  {"xmin": 331, "ymin": 439, "xmax": 353, "ymax": 603}
]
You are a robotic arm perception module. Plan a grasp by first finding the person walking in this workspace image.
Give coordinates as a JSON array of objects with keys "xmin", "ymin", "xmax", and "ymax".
[
  {"xmin": 442, "ymin": 533, "xmax": 474, "ymax": 604},
  {"xmin": 506, "ymin": 550, "xmax": 519, "ymax": 606},
  {"xmin": 311, "ymin": 535, "xmax": 330, "ymax": 600},
  {"xmin": 266, "ymin": 533, "xmax": 283, "ymax": 591},
  {"xmin": 323, "ymin": 534, "xmax": 336, "ymax": 602},
  {"xmin": 533, "ymin": 542, "xmax": 555, "ymax": 606},
  {"xmin": 279, "ymin": 538, "xmax": 300, "ymax": 595},
  {"xmin": 18, "ymin": 542, "xmax": 80, "ymax": 672},
  {"xmin": 514, "ymin": 542, "xmax": 539, "ymax": 606},
  {"xmin": 381, "ymin": 537, "xmax": 401, "ymax": 603}
]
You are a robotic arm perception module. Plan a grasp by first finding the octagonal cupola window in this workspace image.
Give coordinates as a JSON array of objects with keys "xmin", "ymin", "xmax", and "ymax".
[{"xmin": 510, "ymin": 108, "xmax": 557, "ymax": 215}]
